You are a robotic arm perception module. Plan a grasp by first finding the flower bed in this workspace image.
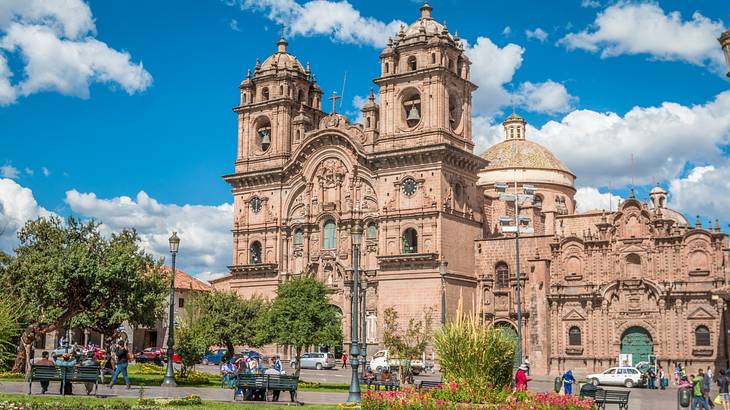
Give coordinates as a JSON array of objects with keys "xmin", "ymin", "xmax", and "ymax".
[{"xmin": 362, "ymin": 385, "xmax": 595, "ymax": 410}]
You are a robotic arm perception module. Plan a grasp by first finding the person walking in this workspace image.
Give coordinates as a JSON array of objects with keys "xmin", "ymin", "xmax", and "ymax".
[
  {"xmin": 341, "ymin": 352, "xmax": 348, "ymax": 368},
  {"xmin": 515, "ymin": 363, "xmax": 531, "ymax": 391},
  {"xmin": 35, "ymin": 351, "xmax": 55, "ymax": 394},
  {"xmin": 562, "ymin": 370, "xmax": 576, "ymax": 395},
  {"xmin": 648, "ymin": 367, "xmax": 657, "ymax": 390},
  {"xmin": 705, "ymin": 367, "xmax": 716, "ymax": 408},
  {"xmin": 716, "ymin": 369, "xmax": 730, "ymax": 410},
  {"xmin": 659, "ymin": 366, "xmax": 667, "ymax": 390},
  {"xmin": 693, "ymin": 369, "xmax": 711, "ymax": 410},
  {"xmin": 108, "ymin": 341, "xmax": 130, "ymax": 389}
]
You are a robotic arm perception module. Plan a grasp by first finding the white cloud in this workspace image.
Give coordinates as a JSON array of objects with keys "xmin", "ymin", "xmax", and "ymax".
[
  {"xmin": 580, "ymin": 0, "xmax": 600, "ymax": 8},
  {"xmin": 668, "ymin": 165, "xmax": 730, "ymax": 219},
  {"xmin": 513, "ymin": 80, "xmax": 576, "ymax": 114},
  {"xmin": 65, "ymin": 190, "xmax": 233, "ymax": 278},
  {"xmin": 0, "ymin": 164, "xmax": 19, "ymax": 179},
  {"xmin": 0, "ymin": 178, "xmax": 56, "ymax": 253},
  {"xmin": 233, "ymin": 0, "xmax": 404, "ymax": 48},
  {"xmin": 473, "ymin": 90, "xmax": 730, "ymax": 188},
  {"xmin": 525, "ymin": 27, "xmax": 548, "ymax": 42},
  {"xmin": 575, "ymin": 186, "xmax": 623, "ymax": 213},
  {"xmin": 230, "ymin": 18, "xmax": 240, "ymax": 31},
  {"xmin": 0, "ymin": 0, "xmax": 152, "ymax": 104},
  {"xmin": 464, "ymin": 37, "xmax": 524, "ymax": 117},
  {"xmin": 560, "ymin": 2, "xmax": 726, "ymax": 72},
  {"xmin": 502, "ymin": 26, "xmax": 511, "ymax": 36},
  {"xmin": 41, "ymin": 166, "xmax": 49, "ymax": 176},
  {"xmin": 23, "ymin": 167, "xmax": 33, "ymax": 176}
]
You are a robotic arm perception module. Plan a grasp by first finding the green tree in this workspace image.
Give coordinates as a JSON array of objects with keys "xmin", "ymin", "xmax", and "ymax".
[
  {"xmin": 259, "ymin": 277, "xmax": 342, "ymax": 377},
  {"xmin": 0, "ymin": 299, "xmax": 21, "ymax": 371},
  {"xmin": 175, "ymin": 290, "xmax": 210, "ymax": 378},
  {"xmin": 382, "ymin": 306, "xmax": 433, "ymax": 384},
  {"xmin": 0, "ymin": 217, "xmax": 166, "ymax": 373},
  {"xmin": 198, "ymin": 291, "xmax": 269, "ymax": 360}
]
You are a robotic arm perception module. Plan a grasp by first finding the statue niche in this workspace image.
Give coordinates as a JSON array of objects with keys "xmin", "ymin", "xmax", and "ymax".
[{"xmin": 315, "ymin": 158, "xmax": 347, "ymax": 211}]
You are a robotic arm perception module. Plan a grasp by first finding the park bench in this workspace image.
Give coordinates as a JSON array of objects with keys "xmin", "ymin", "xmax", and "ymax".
[
  {"xmin": 233, "ymin": 374, "xmax": 298, "ymax": 402},
  {"xmin": 371, "ymin": 375, "xmax": 401, "ymax": 391},
  {"xmin": 418, "ymin": 380, "xmax": 443, "ymax": 390},
  {"xmin": 28, "ymin": 365, "xmax": 100, "ymax": 396},
  {"xmin": 594, "ymin": 389, "xmax": 630, "ymax": 410}
]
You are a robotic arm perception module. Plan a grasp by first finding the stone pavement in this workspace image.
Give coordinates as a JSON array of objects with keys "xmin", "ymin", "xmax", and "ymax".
[{"xmin": 0, "ymin": 379, "xmax": 691, "ymax": 409}]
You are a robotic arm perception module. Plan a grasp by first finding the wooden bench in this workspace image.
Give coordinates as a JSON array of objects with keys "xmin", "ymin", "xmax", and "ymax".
[
  {"xmin": 594, "ymin": 389, "xmax": 630, "ymax": 410},
  {"xmin": 233, "ymin": 374, "xmax": 298, "ymax": 402},
  {"xmin": 418, "ymin": 380, "xmax": 443, "ymax": 390},
  {"xmin": 28, "ymin": 365, "xmax": 100, "ymax": 396}
]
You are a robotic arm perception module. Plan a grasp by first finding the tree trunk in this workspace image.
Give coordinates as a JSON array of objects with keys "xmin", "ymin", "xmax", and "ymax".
[
  {"xmin": 294, "ymin": 346, "xmax": 302, "ymax": 378},
  {"xmin": 12, "ymin": 311, "xmax": 78, "ymax": 374},
  {"xmin": 225, "ymin": 341, "xmax": 235, "ymax": 361}
]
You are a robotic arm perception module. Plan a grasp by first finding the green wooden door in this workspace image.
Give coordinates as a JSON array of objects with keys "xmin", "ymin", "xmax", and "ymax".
[
  {"xmin": 495, "ymin": 322, "xmax": 520, "ymax": 368},
  {"xmin": 620, "ymin": 327, "xmax": 653, "ymax": 365}
]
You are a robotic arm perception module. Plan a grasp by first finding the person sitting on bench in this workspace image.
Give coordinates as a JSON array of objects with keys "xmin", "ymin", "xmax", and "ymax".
[{"xmin": 35, "ymin": 351, "xmax": 55, "ymax": 394}]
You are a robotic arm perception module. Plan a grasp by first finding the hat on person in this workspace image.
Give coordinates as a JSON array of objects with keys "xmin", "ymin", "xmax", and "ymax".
[{"xmin": 518, "ymin": 363, "xmax": 528, "ymax": 371}]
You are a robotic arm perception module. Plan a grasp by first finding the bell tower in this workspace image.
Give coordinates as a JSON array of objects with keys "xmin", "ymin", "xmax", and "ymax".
[
  {"xmin": 235, "ymin": 38, "xmax": 323, "ymax": 172},
  {"xmin": 374, "ymin": 1, "xmax": 476, "ymax": 152}
]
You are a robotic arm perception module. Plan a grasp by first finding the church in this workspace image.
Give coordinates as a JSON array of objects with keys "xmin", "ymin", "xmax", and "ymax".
[{"xmin": 211, "ymin": 2, "xmax": 730, "ymax": 375}]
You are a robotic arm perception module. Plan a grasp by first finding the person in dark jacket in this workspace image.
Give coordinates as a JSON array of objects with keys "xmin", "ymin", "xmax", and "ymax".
[
  {"xmin": 108, "ymin": 342, "xmax": 130, "ymax": 389},
  {"xmin": 717, "ymin": 370, "xmax": 730, "ymax": 410},
  {"xmin": 35, "ymin": 351, "xmax": 55, "ymax": 394}
]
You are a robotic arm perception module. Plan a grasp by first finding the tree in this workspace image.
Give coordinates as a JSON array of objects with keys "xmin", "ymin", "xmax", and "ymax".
[
  {"xmin": 198, "ymin": 291, "xmax": 269, "ymax": 360},
  {"xmin": 0, "ymin": 299, "xmax": 21, "ymax": 371},
  {"xmin": 0, "ymin": 217, "xmax": 166, "ymax": 373},
  {"xmin": 382, "ymin": 306, "xmax": 433, "ymax": 384},
  {"xmin": 175, "ymin": 289, "xmax": 210, "ymax": 378},
  {"xmin": 259, "ymin": 277, "xmax": 342, "ymax": 377}
]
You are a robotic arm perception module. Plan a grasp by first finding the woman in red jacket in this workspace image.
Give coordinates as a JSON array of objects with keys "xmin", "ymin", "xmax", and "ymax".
[{"xmin": 515, "ymin": 363, "xmax": 531, "ymax": 390}]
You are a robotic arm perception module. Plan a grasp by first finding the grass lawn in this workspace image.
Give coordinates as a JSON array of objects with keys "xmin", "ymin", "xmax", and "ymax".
[{"xmin": 0, "ymin": 393, "xmax": 343, "ymax": 409}]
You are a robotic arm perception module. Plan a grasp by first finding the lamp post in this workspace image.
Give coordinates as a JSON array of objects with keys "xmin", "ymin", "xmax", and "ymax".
[
  {"xmin": 162, "ymin": 231, "xmax": 180, "ymax": 387},
  {"xmin": 495, "ymin": 182, "xmax": 535, "ymax": 367},
  {"xmin": 361, "ymin": 273, "xmax": 367, "ymax": 378},
  {"xmin": 439, "ymin": 259, "xmax": 448, "ymax": 325},
  {"xmin": 347, "ymin": 223, "xmax": 363, "ymax": 403},
  {"xmin": 719, "ymin": 27, "xmax": 730, "ymax": 78}
]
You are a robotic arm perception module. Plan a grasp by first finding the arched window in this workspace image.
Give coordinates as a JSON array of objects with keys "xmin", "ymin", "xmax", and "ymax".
[
  {"xmin": 256, "ymin": 118, "xmax": 272, "ymax": 152},
  {"xmin": 367, "ymin": 223, "xmax": 377, "ymax": 240},
  {"xmin": 279, "ymin": 85, "xmax": 284, "ymax": 95},
  {"xmin": 534, "ymin": 194, "xmax": 543, "ymax": 207},
  {"xmin": 323, "ymin": 219, "xmax": 336, "ymax": 249},
  {"xmin": 261, "ymin": 87, "xmax": 269, "ymax": 101},
  {"xmin": 403, "ymin": 90, "xmax": 422, "ymax": 128},
  {"xmin": 626, "ymin": 253, "xmax": 641, "ymax": 276},
  {"xmin": 250, "ymin": 241, "xmax": 262, "ymax": 264},
  {"xmin": 298, "ymin": 89, "xmax": 304, "ymax": 102},
  {"xmin": 569, "ymin": 327, "xmax": 582, "ymax": 346},
  {"xmin": 495, "ymin": 262, "xmax": 509, "ymax": 288},
  {"xmin": 366, "ymin": 117, "xmax": 371, "ymax": 128},
  {"xmin": 242, "ymin": 93, "xmax": 247, "ymax": 103},
  {"xmin": 695, "ymin": 326, "xmax": 710, "ymax": 346},
  {"xmin": 407, "ymin": 56, "xmax": 417, "ymax": 71},
  {"xmin": 293, "ymin": 228, "xmax": 303, "ymax": 246},
  {"xmin": 402, "ymin": 228, "xmax": 417, "ymax": 254},
  {"xmin": 431, "ymin": 53, "xmax": 436, "ymax": 64},
  {"xmin": 384, "ymin": 62, "xmax": 389, "ymax": 73}
]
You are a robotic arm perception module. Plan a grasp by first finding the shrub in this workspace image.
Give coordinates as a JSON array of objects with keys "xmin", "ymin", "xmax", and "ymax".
[
  {"xmin": 433, "ymin": 299, "xmax": 516, "ymax": 389},
  {"xmin": 175, "ymin": 369, "xmax": 212, "ymax": 385},
  {"xmin": 0, "ymin": 300, "xmax": 21, "ymax": 371},
  {"xmin": 127, "ymin": 363, "xmax": 164, "ymax": 375}
]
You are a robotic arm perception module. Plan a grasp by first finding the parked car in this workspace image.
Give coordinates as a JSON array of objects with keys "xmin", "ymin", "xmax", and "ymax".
[
  {"xmin": 369, "ymin": 349, "xmax": 424, "ymax": 375},
  {"xmin": 134, "ymin": 347, "xmax": 164, "ymax": 364},
  {"xmin": 289, "ymin": 352, "xmax": 335, "ymax": 370},
  {"xmin": 587, "ymin": 366, "xmax": 643, "ymax": 388}
]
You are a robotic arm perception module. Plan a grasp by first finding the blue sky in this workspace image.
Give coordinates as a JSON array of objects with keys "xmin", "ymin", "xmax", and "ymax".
[{"xmin": 1, "ymin": 0, "xmax": 729, "ymax": 279}]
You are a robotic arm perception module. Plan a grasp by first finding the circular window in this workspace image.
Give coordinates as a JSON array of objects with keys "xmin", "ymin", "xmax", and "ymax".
[
  {"xmin": 251, "ymin": 197, "xmax": 262, "ymax": 213},
  {"xmin": 402, "ymin": 90, "xmax": 421, "ymax": 128},
  {"xmin": 402, "ymin": 178, "xmax": 417, "ymax": 197}
]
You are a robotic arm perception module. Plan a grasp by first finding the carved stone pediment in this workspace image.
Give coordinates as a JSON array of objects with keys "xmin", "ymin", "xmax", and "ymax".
[
  {"xmin": 688, "ymin": 306, "xmax": 715, "ymax": 320},
  {"xmin": 562, "ymin": 309, "xmax": 586, "ymax": 321}
]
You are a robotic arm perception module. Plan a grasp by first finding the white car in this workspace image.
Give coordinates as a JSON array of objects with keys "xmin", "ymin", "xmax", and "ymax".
[
  {"xmin": 587, "ymin": 366, "xmax": 643, "ymax": 388},
  {"xmin": 369, "ymin": 350, "xmax": 424, "ymax": 375}
]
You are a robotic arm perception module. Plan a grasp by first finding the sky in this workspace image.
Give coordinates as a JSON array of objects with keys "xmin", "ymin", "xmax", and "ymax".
[{"xmin": 1, "ymin": 0, "xmax": 729, "ymax": 281}]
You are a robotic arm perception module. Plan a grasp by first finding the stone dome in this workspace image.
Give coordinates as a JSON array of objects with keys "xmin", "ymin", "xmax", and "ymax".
[
  {"xmin": 398, "ymin": 2, "xmax": 453, "ymax": 43},
  {"xmin": 259, "ymin": 38, "xmax": 305, "ymax": 74},
  {"xmin": 480, "ymin": 139, "xmax": 573, "ymax": 174}
]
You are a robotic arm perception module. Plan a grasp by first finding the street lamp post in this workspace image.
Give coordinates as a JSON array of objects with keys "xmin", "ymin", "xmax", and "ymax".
[
  {"xmin": 162, "ymin": 231, "xmax": 180, "ymax": 387},
  {"xmin": 719, "ymin": 27, "xmax": 730, "ymax": 78},
  {"xmin": 361, "ymin": 273, "xmax": 367, "ymax": 378},
  {"xmin": 439, "ymin": 259, "xmax": 448, "ymax": 325},
  {"xmin": 495, "ymin": 182, "xmax": 535, "ymax": 367},
  {"xmin": 347, "ymin": 223, "xmax": 363, "ymax": 403}
]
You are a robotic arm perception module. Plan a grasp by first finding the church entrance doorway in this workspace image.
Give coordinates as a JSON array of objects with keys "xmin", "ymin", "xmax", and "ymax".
[
  {"xmin": 494, "ymin": 321, "xmax": 520, "ymax": 368},
  {"xmin": 620, "ymin": 326, "xmax": 653, "ymax": 366}
]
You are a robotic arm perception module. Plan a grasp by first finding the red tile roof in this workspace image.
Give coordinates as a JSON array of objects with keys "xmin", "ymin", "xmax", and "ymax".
[{"xmin": 161, "ymin": 266, "xmax": 212, "ymax": 292}]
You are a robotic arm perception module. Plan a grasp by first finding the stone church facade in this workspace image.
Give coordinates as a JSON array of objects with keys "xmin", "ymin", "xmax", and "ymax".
[{"xmin": 212, "ymin": 2, "xmax": 730, "ymax": 375}]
